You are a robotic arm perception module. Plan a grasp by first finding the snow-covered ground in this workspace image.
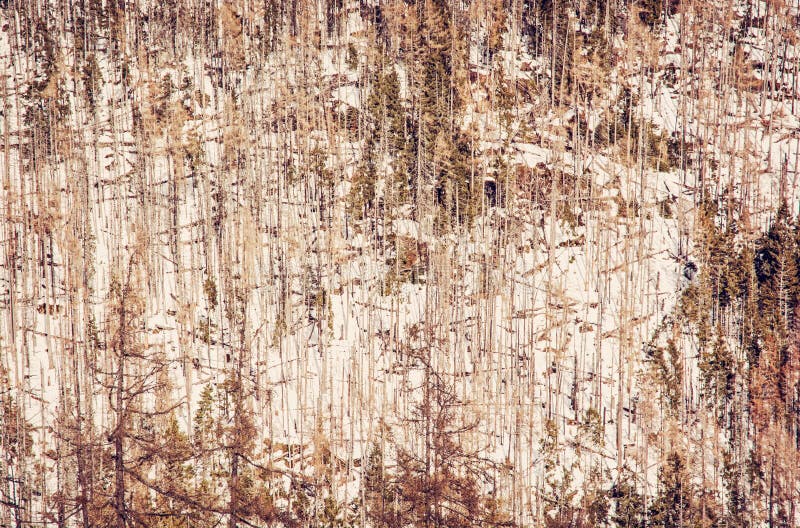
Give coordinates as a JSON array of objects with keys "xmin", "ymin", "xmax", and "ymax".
[{"xmin": 1, "ymin": 0, "xmax": 799, "ymax": 525}]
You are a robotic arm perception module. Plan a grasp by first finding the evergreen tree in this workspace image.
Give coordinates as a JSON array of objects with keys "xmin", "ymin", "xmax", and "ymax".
[
  {"xmin": 610, "ymin": 470, "xmax": 646, "ymax": 528},
  {"xmin": 362, "ymin": 443, "xmax": 402, "ymax": 528},
  {"xmin": 0, "ymin": 391, "xmax": 34, "ymax": 528},
  {"xmin": 648, "ymin": 452, "xmax": 698, "ymax": 528},
  {"xmin": 754, "ymin": 202, "xmax": 797, "ymax": 332}
]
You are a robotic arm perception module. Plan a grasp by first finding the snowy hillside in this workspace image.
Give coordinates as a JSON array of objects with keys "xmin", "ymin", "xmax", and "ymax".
[{"xmin": 1, "ymin": 0, "xmax": 799, "ymax": 527}]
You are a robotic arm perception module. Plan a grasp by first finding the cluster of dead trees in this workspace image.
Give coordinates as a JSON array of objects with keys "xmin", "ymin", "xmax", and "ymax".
[{"xmin": 3, "ymin": 0, "xmax": 800, "ymax": 527}]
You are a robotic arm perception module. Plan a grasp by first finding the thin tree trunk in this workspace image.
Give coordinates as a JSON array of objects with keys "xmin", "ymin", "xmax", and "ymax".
[{"xmin": 114, "ymin": 291, "xmax": 127, "ymax": 528}]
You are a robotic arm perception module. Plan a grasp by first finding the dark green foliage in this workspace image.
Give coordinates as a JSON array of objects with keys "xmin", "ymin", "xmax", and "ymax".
[
  {"xmin": 0, "ymin": 394, "xmax": 33, "ymax": 461},
  {"xmin": 578, "ymin": 409, "xmax": 605, "ymax": 449},
  {"xmin": 610, "ymin": 476, "xmax": 646, "ymax": 528},
  {"xmin": 412, "ymin": 0, "xmax": 477, "ymax": 231},
  {"xmin": 582, "ymin": 467, "xmax": 611, "ymax": 528},
  {"xmin": 709, "ymin": 228, "xmax": 748, "ymax": 313},
  {"xmin": 541, "ymin": 418, "xmax": 559, "ymax": 474},
  {"xmin": 611, "ymin": 459, "xmax": 721, "ymax": 528},
  {"xmin": 541, "ymin": 419, "xmax": 610, "ymax": 528},
  {"xmin": 699, "ymin": 200, "xmax": 746, "ymax": 304},
  {"xmin": 367, "ymin": 69, "xmax": 405, "ymax": 154},
  {"xmin": 635, "ymin": 0, "xmax": 664, "ymax": 28},
  {"xmin": 17, "ymin": 12, "xmax": 69, "ymax": 163},
  {"xmin": 434, "ymin": 131, "xmax": 478, "ymax": 231},
  {"xmin": 721, "ymin": 450, "xmax": 750, "ymax": 528},
  {"xmin": 754, "ymin": 202, "xmax": 797, "ymax": 330},
  {"xmin": 647, "ymin": 338, "xmax": 683, "ymax": 415},
  {"xmin": 648, "ymin": 452, "xmax": 697, "ymax": 528},
  {"xmin": 18, "ymin": 14, "xmax": 57, "ymax": 93},
  {"xmin": 699, "ymin": 329, "xmax": 736, "ymax": 420},
  {"xmin": 363, "ymin": 67, "xmax": 411, "ymax": 208},
  {"xmin": 362, "ymin": 444, "xmax": 402, "ymax": 528},
  {"xmin": 22, "ymin": 97, "xmax": 64, "ymax": 161},
  {"xmin": 665, "ymin": 136, "xmax": 684, "ymax": 170},
  {"xmin": 524, "ymin": 0, "xmax": 577, "ymax": 104},
  {"xmin": 346, "ymin": 43, "xmax": 359, "ymax": 70},
  {"xmin": 204, "ymin": 277, "xmax": 218, "ymax": 311},
  {"xmin": 0, "ymin": 393, "xmax": 34, "ymax": 528},
  {"xmin": 357, "ymin": 1, "xmax": 480, "ymax": 232},
  {"xmin": 325, "ymin": 0, "xmax": 343, "ymax": 36},
  {"xmin": 543, "ymin": 467, "xmax": 580, "ymax": 528},
  {"xmin": 367, "ymin": 68, "xmax": 406, "ymax": 155},
  {"xmin": 358, "ymin": 68, "xmax": 400, "ymax": 217},
  {"xmin": 415, "ymin": 0, "xmax": 463, "ymax": 137},
  {"xmin": 309, "ymin": 146, "xmax": 336, "ymax": 224},
  {"xmin": 592, "ymin": 89, "xmax": 677, "ymax": 170},
  {"xmin": 348, "ymin": 137, "xmax": 378, "ymax": 219},
  {"xmin": 240, "ymin": 0, "xmax": 283, "ymax": 54},
  {"xmin": 657, "ymin": 196, "xmax": 674, "ymax": 219},
  {"xmin": 679, "ymin": 198, "xmax": 745, "ymax": 420},
  {"xmin": 82, "ymin": 54, "xmax": 102, "ymax": 108}
]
